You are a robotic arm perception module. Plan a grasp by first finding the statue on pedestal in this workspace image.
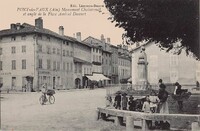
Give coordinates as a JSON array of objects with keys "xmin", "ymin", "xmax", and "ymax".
[{"xmin": 137, "ymin": 46, "xmax": 148, "ymax": 90}]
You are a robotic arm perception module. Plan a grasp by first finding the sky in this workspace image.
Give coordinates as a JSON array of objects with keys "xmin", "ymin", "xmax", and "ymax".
[{"xmin": 0, "ymin": 0, "xmax": 125, "ymax": 45}]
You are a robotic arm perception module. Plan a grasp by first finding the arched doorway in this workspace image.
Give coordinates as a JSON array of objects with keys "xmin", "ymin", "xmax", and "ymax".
[{"xmin": 75, "ymin": 78, "xmax": 81, "ymax": 89}]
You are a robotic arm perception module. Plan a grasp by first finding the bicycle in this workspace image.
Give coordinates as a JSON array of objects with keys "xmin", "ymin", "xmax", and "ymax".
[{"xmin": 39, "ymin": 89, "xmax": 55, "ymax": 105}]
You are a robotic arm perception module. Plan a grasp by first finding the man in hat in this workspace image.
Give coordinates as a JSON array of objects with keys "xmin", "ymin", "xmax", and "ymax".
[{"xmin": 114, "ymin": 92, "xmax": 121, "ymax": 109}]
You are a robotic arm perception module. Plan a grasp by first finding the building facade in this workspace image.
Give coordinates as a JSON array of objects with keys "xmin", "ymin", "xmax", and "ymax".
[
  {"xmin": 83, "ymin": 36, "xmax": 112, "ymax": 85},
  {"xmin": 131, "ymin": 42, "xmax": 200, "ymax": 85},
  {"xmin": 84, "ymin": 35, "xmax": 132, "ymax": 84},
  {"xmin": 0, "ymin": 18, "xmax": 132, "ymax": 91},
  {"xmin": 72, "ymin": 32, "xmax": 92, "ymax": 88},
  {"xmin": 0, "ymin": 18, "xmax": 76, "ymax": 91}
]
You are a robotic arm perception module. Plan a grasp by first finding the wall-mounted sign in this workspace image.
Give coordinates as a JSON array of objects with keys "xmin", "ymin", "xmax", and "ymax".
[
  {"xmin": 39, "ymin": 71, "xmax": 50, "ymax": 75},
  {"xmin": 0, "ymin": 72, "xmax": 11, "ymax": 75}
]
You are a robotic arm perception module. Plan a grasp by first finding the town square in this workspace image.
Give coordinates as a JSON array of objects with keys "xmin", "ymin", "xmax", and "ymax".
[{"xmin": 0, "ymin": 0, "xmax": 200, "ymax": 131}]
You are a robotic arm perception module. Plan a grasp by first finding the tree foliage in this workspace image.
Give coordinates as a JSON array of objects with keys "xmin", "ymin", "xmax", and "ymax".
[{"xmin": 104, "ymin": 0, "xmax": 199, "ymax": 59}]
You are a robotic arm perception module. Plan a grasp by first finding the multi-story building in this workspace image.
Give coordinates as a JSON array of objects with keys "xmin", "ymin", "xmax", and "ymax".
[
  {"xmin": 109, "ymin": 45, "xmax": 119, "ymax": 84},
  {"xmin": 84, "ymin": 35, "xmax": 132, "ymax": 84},
  {"xmin": 117, "ymin": 45, "xmax": 132, "ymax": 83},
  {"xmin": 102, "ymin": 50, "xmax": 112, "ymax": 85},
  {"xmin": 0, "ymin": 17, "xmax": 132, "ymax": 91},
  {"xmin": 83, "ymin": 35, "xmax": 112, "ymax": 86},
  {"xmin": 72, "ymin": 32, "xmax": 92, "ymax": 88},
  {"xmin": 0, "ymin": 18, "xmax": 76, "ymax": 91},
  {"xmin": 131, "ymin": 42, "xmax": 200, "ymax": 85}
]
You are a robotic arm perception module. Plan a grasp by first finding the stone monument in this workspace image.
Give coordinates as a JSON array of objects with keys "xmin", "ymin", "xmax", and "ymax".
[{"xmin": 137, "ymin": 46, "xmax": 148, "ymax": 90}]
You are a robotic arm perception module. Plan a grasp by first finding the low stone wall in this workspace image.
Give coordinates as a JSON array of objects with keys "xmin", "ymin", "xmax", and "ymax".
[{"xmin": 168, "ymin": 95, "xmax": 200, "ymax": 114}]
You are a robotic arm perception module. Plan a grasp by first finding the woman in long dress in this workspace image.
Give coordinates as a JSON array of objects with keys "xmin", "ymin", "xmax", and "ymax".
[{"xmin": 158, "ymin": 82, "xmax": 169, "ymax": 114}]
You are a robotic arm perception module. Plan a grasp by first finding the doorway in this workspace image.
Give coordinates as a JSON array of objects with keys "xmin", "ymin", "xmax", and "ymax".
[
  {"xmin": 11, "ymin": 77, "xmax": 16, "ymax": 90},
  {"xmin": 53, "ymin": 77, "xmax": 55, "ymax": 89}
]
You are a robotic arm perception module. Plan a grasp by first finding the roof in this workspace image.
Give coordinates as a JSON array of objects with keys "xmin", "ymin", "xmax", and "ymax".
[
  {"xmin": 0, "ymin": 23, "xmax": 73, "ymax": 42},
  {"xmin": 66, "ymin": 36, "xmax": 92, "ymax": 48},
  {"xmin": 130, "ymin": 41, "xmax": 152, "ymax": 53},
  {"xmin": 83, "ymin": 36, "xmax": 112, "ymax": 53},
  {"xmin": 73, "ymin": 57, "xmax": 91, "ymax": 65}
]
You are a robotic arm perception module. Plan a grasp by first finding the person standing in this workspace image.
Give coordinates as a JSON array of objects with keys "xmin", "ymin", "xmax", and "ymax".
[
  {"xmin": 142, "ymin": 95, "xmax": 152, "ymax": 129},
  {"xmin": 122, "ymin": 93, "xmax": 128, "ymax": 110},
  {"xmin": 149, "ymin": 91, "xmax": 160, "ymax": 113},
  {"xmin": 142, "ymin": 95, "xmax": 151, "ymax": 113},
  {"xmin": 196, "ymin": 81, "xmax": 200, "ymax": 90},
  {"xmin": 41, "ymin": 83, "xmax": 48, "ymax": 101},
  {"xmin": 105, "ymin": 95, "xmax": 113, "ymax": 107},
  {"xmin": 114, "ymin": 92, "xmax": 121, "ymax": 109},
  {"xmin": 128, "ymin": 95, "xmax": 136, "ymax": 111},
  {"xmin": 157, "ymin": 80, "xmax": 170, "ymax": 129},
  {"xmin": 158, "ymin": 83, "xmax": 169, "ymax": 114},
  {"xmin": 176, "ymin": 84, "xmax": 184, "ymax": 111}
]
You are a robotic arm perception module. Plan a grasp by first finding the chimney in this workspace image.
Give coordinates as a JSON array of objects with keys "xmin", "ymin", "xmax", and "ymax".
[
  {"xmin": 107, "ymin": 38, "xmax": 110, "ymax": 44},
  {"xmin": 59, "ymin": 26, "xmax": 64, "ymax": 36},
  {"xmin": 76, "ymin": 32, "xmax": 81, "ymax": 41},
  {"xmin": 101, "ymin": 34, "xmax": 105, "ymax": 43},
  {"xmin": 10, "ymin": 24, "xmax": 16, "ymax": 30},
  {"xmin": 35, "ymin": 17, "xmax": 43, "ymax": 29}
]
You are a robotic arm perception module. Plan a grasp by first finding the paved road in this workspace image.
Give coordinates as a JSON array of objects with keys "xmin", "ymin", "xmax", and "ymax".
[{"xmin": 1, "ymin": 89, "xmax": 126, "ymax": 131}]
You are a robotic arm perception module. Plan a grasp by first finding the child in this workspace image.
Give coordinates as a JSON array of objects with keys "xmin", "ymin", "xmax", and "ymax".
[
  {"xmin": 149, "ymin": 91, "xmax": 160, "ymax": 113},
  {"xmin": 142, "ymin": 95, "xmax": 152, "ymax": 129},
  {"xmin": 106, "ymin": 95, "xmax": 112, "ymax": 107},
  {"xmin": 142, "ymin": 95, "xmax": 151, "ymax": 113}
]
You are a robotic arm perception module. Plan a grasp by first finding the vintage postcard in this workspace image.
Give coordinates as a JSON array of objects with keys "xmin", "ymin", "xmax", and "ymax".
[{"xmin": 0, "ymin": 0, "xmax": 199, "ymax": 131}]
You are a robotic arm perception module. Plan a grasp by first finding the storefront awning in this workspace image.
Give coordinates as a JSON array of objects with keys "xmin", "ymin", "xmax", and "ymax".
[{"xmin": 86, "ymin": 73, "xmax": 110, "ymax": 81}]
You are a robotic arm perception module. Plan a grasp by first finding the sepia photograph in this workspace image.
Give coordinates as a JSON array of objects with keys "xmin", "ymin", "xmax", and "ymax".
[{"xmin": 0, "ymin": 0, "xmax": 199, "ymax": 131}]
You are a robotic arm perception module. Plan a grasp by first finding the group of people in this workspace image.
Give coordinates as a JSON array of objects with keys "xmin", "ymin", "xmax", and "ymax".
[
  {"xmin": 105, "ymin": 79, "xmax": 170, "ymax": 129},
  {"xmin": 106, "ymin": 79, "xmax": 169, "ymax": 114}
]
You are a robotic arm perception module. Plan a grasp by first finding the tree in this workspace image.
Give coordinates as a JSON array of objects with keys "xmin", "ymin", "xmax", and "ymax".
[{"xmin": 104, "ymin": 0, "xmax": 199, "ymax": 59}]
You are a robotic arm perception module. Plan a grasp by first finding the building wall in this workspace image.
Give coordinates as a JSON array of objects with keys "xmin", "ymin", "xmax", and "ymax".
[
  {"xmin": 91, "ymin": 47, "xmax": 102, "ymax": 73},
  {"xmin": 74, "ymin": 62, "xmax": 82, "ymax": 88},
  {"xmin": 73, "ymin": 42, "xmax": 92, "ymax": 88},
  {"xmin": 102, "ymin": 52, "xmax": 111, "ymax": 77},
  {"xmin": 36, "ymin": 35, "xmax": 74, "ymax": 90},
  {"xmin": 110, "ymin": 46, "xmax": 119, "ymax": 84},
  {"xmin": 131, "ymin": 42, "xmax": 199, "ymax": 85},
  {"xmin": 74, "ymin": 42, "xmax": 91, "ymax": 62},
  {"xmin": 0, "ymin": 34, "xmax": 35, "ymax": 90},
  {"xmin": 118, "ymin": 57, "xmax": 131, "ymax": 81}
]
